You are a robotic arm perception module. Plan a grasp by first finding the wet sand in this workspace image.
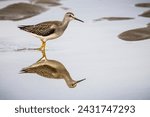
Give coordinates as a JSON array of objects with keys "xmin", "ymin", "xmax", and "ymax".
[
  {"xmin": 0, "ymin": 2, "xmax": 47, "ymax": 21},
  {"xmin": 135, "ymin": 3, "xmax": 150, "ymax": 8},
  {"xmin": 118, "ymin": 26, "xmax": 150, "ymax": 41},
  {"xmin": 94, "ymin": 17, "xmax": 134, "ymax": 21},
  {"xmin": 139, "ymin": 10, "xmax": 150, "ymax": 18}
]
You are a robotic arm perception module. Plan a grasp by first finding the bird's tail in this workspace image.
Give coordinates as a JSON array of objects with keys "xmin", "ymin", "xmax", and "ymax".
[
  {"xmin": 18, "ymin": 25, "xmax": 32, "ymax": 32},
  {"xmin": 20, "ymin": 67, "xmax": 32, "ymax": 74},
  {"xmin": 18, "ymin": 25, "xmax": 24, "ymax": 29},
  {"xmin": 18, "ymin": 25, "xmax": 26, "ymax": 30}
]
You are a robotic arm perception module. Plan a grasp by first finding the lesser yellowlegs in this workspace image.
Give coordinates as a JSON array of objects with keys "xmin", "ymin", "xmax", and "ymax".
[{"xmin": 18, "ymin": 12, "xmax": 84, "ymax": 50}]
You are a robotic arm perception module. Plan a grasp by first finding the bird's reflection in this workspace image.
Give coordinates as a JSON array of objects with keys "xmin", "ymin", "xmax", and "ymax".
[{"xmin": 21, "ymin": 49, "xmax": 85, "ymax": 88}]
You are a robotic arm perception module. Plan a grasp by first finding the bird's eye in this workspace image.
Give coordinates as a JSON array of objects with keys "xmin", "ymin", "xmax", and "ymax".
[
  {"xmin": 71, "ymin": 84, "xmax": 74, "ymax": 87},
  {"xmin": 71, "ymin": 83, "xmax": 76, "ymax": 88}
]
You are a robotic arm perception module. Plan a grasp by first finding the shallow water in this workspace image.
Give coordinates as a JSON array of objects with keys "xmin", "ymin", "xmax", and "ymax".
[{"xmin": 0, "ymin": 0, "xmax": 150, "ymax": 99}]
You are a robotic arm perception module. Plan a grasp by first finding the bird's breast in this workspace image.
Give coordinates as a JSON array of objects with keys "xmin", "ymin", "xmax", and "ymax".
[{"xmin": 44, "ymin": 31, "xmax": 64, "ymax": 41}]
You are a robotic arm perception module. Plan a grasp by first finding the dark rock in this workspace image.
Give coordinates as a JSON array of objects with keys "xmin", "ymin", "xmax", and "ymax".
[
  {"xmin": 118, "ymin": 26, "xmax": 150, "ymax": 41},
  {"xmin": 139, "ymin": 10, "xmax": 150, "ymax": 18},
  {"xmin": 135, "ymin": 3, "xmax": 150, "ymax": 8},
  {"xmin": 147, "ymin": 23, "xmax": 150, "ymax": 27},
  {"xmin": 0, "ymin": 2, "xmax": 47, "ymax": 21}
]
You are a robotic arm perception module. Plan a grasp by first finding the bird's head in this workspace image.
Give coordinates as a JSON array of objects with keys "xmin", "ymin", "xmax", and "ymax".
[
  {"xmin": 67, "ymin": 78, "xmax": 86, "ymax": 88},
  {"xmin": 65, "ymin": 12, "xmax": 84, "ymax": 23}
]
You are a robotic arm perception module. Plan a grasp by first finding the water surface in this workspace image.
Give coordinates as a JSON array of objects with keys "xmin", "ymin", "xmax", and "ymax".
[{"xmin": 0, "ymin": 0, "xmax": 150, "ymax": 99}]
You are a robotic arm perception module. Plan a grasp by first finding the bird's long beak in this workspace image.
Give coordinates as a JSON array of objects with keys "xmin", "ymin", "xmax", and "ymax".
[
  {"xmin": 73, "ymin": 17, "xmax": 84, "ymax": 23},
  {"xmin": 74, "ymin": 78, "xmax": 86, "ymax": 85}
]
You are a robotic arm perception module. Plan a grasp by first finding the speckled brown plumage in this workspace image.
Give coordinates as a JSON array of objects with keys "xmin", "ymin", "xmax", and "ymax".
[{"xmin": 18, "ymin": 21, "xmax": 62, "ymax": 36}]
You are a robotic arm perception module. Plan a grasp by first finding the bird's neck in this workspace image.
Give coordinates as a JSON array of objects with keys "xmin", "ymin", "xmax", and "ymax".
[
  {"xmin": 64, "ymin": 75, "xmax": 73, "ymax": 87},
  {"xmin": 62, "ymin": 18, "xmax": 70, "ymax": 30}
]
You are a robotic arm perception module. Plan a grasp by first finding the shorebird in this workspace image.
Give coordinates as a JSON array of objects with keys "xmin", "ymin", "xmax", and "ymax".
[
  {"xmin": 20, "ymin": 49, "xmax": 86, "ymax": 88},
  {"xmin": 18, "ymin": 12, "xmax": 84, "ymax": 50}
]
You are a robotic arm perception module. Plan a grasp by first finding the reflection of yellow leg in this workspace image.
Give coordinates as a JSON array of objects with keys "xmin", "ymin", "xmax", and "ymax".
[
  {"xmin": 41, "ymin": 49, "xmax": 47, "ymax": 60},
  {"xmin": 37, "ymin": 49, "xmax": 47, "ymax": 62},
  {"xmin": 39, "ymin": 39, "xmax": 46, "ymax": 51}
]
